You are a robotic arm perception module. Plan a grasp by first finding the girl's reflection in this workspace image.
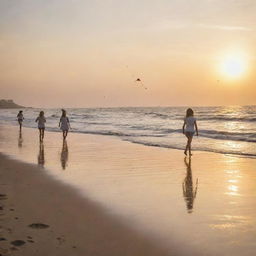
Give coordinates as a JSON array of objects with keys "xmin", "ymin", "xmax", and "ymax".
[
  {"xmin": 183, "ymin": 157, "xmax": 198, "ymax": 213},
  {"xmin": 38, "ymin": 142, "xmax": 45, "ymax": 167},
  {"xmin": 18, "ymin": 131, "xmax": 23, "ymax": 148},
  {"xmin": 60, "ymin": 140, "xmax": 69, "ymax": 170}
]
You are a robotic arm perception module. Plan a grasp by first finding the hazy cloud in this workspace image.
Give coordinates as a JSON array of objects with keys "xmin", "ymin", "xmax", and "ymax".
[{"xmin": 198, "ymin": 23, "xmax": 253, "ymax": 31}]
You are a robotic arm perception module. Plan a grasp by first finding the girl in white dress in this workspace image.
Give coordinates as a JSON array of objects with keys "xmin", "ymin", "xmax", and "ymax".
[
  {"xmin": 17, "ymin": 110, "xmax": 24, "ymax": 131},
  {"xmin": 35, "ymin": 111, "xmax": 46, "ymax": 142},
  {"xmin": 59, "ymin": 109, "xmax": 70, "ymax": 139},
  {"xmin": 182, "ymin": 108, "xmax": 198, "ymax": 156}
]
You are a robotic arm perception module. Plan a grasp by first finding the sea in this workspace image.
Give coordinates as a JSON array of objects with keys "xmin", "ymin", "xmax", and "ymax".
[{"xmin": 0, "ymin": 105, "xmax": 255, "ymax": 158}]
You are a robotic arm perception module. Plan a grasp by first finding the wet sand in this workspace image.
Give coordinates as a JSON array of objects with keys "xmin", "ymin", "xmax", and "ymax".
[
  {"xmin": 0, "ymin": 153, "xmax": 175, "ymax": 256},
  {"xmin": 1, "ymin": 125, "xmax": 256, "ymax": 255}
]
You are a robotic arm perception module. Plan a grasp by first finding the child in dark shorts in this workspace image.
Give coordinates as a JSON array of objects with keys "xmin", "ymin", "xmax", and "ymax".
[{"xmin": 182, "ymin": 108, "xmax": 198, "ymax": 156}]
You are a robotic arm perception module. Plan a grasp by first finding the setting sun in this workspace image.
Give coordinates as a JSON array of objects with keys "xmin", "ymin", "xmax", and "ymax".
[{"xmin": 220, "ymin": 54, "xmax": 247, "ymax": 79}]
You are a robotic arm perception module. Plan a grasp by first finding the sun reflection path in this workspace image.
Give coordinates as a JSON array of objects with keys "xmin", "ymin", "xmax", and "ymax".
[
  {"xmin": 225, "ymin": 168, "xmax": 241, "ymax": 197},
  {"xmin": 227, "ymin": 184, "xmax": 239, "ymax": 196},
  {"xmin": 223, "ymin": 140, "xmax": 243, "ymax": 150},
  {"xmin": 210, "ymin": 215, "xmax": 252, "ymax": 230}
]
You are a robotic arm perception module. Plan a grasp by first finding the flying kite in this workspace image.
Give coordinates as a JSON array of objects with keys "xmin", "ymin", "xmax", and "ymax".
[{"xmin": 125, "ymin": 65, "xmax": 148, "ymax": 90}]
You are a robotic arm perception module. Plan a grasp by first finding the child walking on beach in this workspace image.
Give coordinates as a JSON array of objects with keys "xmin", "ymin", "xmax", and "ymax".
[
  {"xmin": 17, "ymin": 110, "xmax": 24, "ymax": 131},
  {"xmin": 35, "ymin": 111, "xmax": 46, "ymax": 142},
  {"xmin": 59, "ymin": 109, "xmax": 70, "ymax": 140},
  {"xmin": 182, "ymin": 108, "xmax": 198, "ymax": 156}
]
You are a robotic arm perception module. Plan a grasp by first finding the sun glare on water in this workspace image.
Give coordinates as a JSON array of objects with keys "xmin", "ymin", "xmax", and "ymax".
[{"xmin": 220, "ymin": 54, "xmax": 247, "ymax": 79}]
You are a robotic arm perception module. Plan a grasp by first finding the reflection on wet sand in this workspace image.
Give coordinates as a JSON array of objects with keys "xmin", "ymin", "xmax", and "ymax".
[
  {"xmin": 183, "ymin": 157, "xmax": 198, "ymax": 213},
  {"xmin": 60, "ymin": 140, "xmax": 68, "ymax": 170},
  {"xmin": 18, "ymin": 131, "xmax": 23, "ymax": 148},
  {"xmin": 38, "ymin": 142, "xmax": 45, "ymax": 167}
]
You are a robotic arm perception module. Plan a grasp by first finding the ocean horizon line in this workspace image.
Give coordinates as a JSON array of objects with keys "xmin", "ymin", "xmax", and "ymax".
[{"xmin": 2, "ymin": 104, "xmax": 256, "ymax": 110}]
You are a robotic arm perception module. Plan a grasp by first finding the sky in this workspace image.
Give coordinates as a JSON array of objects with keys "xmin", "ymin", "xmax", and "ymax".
[{"xmin": 0, "ymin": 0, "xmax": 256, "ymax": 107}]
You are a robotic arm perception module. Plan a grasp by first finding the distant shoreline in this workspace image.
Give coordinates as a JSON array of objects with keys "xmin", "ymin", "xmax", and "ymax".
[{"xmin": 0, "ymin": 99, "xmax": 25, "ymax": 109}]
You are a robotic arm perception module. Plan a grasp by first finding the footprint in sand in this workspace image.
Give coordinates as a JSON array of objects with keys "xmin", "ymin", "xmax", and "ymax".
[
  {"xmin": 11, "ymin": 240, "xmax": 26, "ymax": 246},
  {"xmin": 0, "ymin": 194, "xmax": 7, "ymax": 200},
  {"xmin": 10, "ymin": 247, "xmax": 18, "ymax": 251},
  {"xmin": 56, "ymin": 236, "xmax": 65, "ymax": 245},
  {"xmin": 0, "ymin": 248, "xmax": 9, "ymax": 255},
  {"xmin": 28, "ymin": 223, "xmax": 49, "ymax": 229}
]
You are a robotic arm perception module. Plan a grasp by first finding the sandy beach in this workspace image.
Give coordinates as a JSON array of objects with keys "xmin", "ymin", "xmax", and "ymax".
[{"xmin": 1, "ymin": 125, "xmax": 256, "ymax": 256}]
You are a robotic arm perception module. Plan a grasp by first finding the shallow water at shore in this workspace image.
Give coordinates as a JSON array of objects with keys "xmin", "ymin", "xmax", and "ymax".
[{"xmin": 1, "ymin": 125, "xmax": 256, "ymax": 255}]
